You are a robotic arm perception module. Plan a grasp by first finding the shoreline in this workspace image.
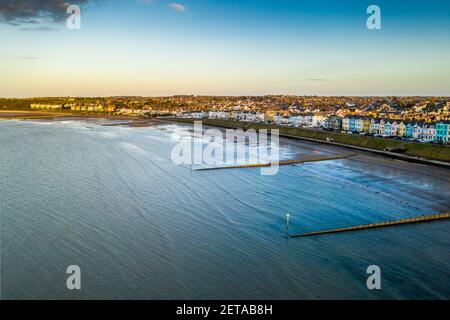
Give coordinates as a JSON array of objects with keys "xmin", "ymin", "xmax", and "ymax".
[
  {"xmin": 183, "ymin": 120, "xmax": 450, "ymax": 185},
  {"xmin": 280, "ymin": 132, "xmax": 450, "ymax": 169},
  {"xmin": 0, "ymin": 110, "xmax": 138, "ymax": 120},
  {"xmin": 2, "ymin": 110, "xmax": 450, "ymax": 173},
  {"xmin": 168, "ymin": 118, "xmax": 450, "ymax": 169},
  {"xmin": 1, "ymin": 112, "xmax": 449, "ymax": 209}
]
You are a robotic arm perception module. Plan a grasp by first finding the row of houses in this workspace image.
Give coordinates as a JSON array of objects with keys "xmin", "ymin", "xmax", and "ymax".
[
  {"xmin": 30, "ymin": 104, "xmax": 160, "ymax": 114},
  {"xmin": 342, "ymin": 117, "xmax": 449, "ymax": 143},
  {"xmin": 368, "ymin": 119, "xmax": 425, "ymax": 140},
  {"xmin": 30, "ymin": 104, "xmax": 449, "ymax": 144},
  {"xmin": 30, "ymin": 104, "xmax": 63, "ymax": 110},
  {"xmin": 69, "ymin": 105, "xmax": 115, "ymax": 113},
  {"xmin": 178, "ymin": 110, "xmax": 269, "ymax": 122},
  {"xmin": 178, "ymin": 110, "xmax": 332, "ymax": 127},
  {"xmin": 279, "ymin": 115, "xmax": 449, "ymax": 143},
  {"xmin": 177, "ymin": 111, "xmax": 450, "ymax": 144},
  {"xmin": 30, "ymin": 103, "xmax": 116, "ymax": 113}
]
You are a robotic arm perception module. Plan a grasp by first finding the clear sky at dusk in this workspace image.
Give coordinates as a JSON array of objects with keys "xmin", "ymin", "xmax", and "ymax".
[{"xmin": 0, "ymin": 0, "xmax": 449, "ymax": 97}]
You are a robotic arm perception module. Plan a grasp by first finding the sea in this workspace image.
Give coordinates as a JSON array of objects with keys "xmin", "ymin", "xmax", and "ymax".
[{"xmin": 0, "ymin": 118, "xmax": 449, "ymax": 299}]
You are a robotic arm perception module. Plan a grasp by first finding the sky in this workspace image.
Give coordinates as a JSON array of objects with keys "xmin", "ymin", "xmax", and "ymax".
[{"xmin": 0, "ymin": 0, "xmax": 449, "ymax": 97}]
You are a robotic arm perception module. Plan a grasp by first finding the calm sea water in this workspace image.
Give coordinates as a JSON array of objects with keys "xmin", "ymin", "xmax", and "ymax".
[{"xmin": 0, "ymin": 119, "xmax": 449, "ymax": 299}]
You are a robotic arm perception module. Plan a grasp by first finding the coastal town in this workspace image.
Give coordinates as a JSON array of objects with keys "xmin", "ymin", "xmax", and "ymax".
[{"xmin": 2, "ymin": 95, "xmax": 446, "ymax": 144}]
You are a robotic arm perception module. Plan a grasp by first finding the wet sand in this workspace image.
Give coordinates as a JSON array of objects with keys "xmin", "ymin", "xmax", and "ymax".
[
  {"xmin": 0, "ymin": 110, "xmax": 71, "ymax": 119},
  {"xmin": 0, "ymin": 110, "xmax": 136, "ymax": 120}
]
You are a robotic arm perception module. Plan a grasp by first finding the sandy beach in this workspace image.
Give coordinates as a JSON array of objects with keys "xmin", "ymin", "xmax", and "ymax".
[{"xmin": 0, "ymin": 110, "xmax": 71, "ymax": 119}]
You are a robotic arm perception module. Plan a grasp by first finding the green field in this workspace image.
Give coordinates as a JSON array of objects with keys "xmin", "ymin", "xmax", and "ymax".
[{"xmin": 171, "ymin": 118, "xmax": 450, "ymax": 163}]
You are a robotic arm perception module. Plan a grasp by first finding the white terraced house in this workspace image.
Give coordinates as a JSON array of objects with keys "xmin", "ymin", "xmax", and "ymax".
[
  {"xmin": 273, "ymin": 114, "xmax": 284, "ymax": 125},
  {"xmin": 342, "ymin": 117, "xmax": 350, "ymax": 131},
  {"xmin": 208, "ymin": 110, "xmax": 229, "ymax": 119},
  {"xmin": 419, "ymin": 124, "xmax": 436, "ymax": 142},
  {"xmin": 412, "ymin": 124, "xmax": 422, "ymax": 139},
  {"xmin": 300, "ymin": 115, "xmax": 314, "ymax": 127},
  {"xmin": 245, "ymin": 112, "xmax": 258, "ymax": 122},
  {"xmin": 369, "ymin": 119, "xmax": 380, "ymax": 134},
  {"xmin": 182, "ymin": 111, "xmax": 205, "ymax": 119},
  {"xmin": 290, "ymin": 115, "xmax": 301, "ymax": 127},
  {"xmin": 256, "ymin": 112, "xmax": 265, "ymax": 122}
]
